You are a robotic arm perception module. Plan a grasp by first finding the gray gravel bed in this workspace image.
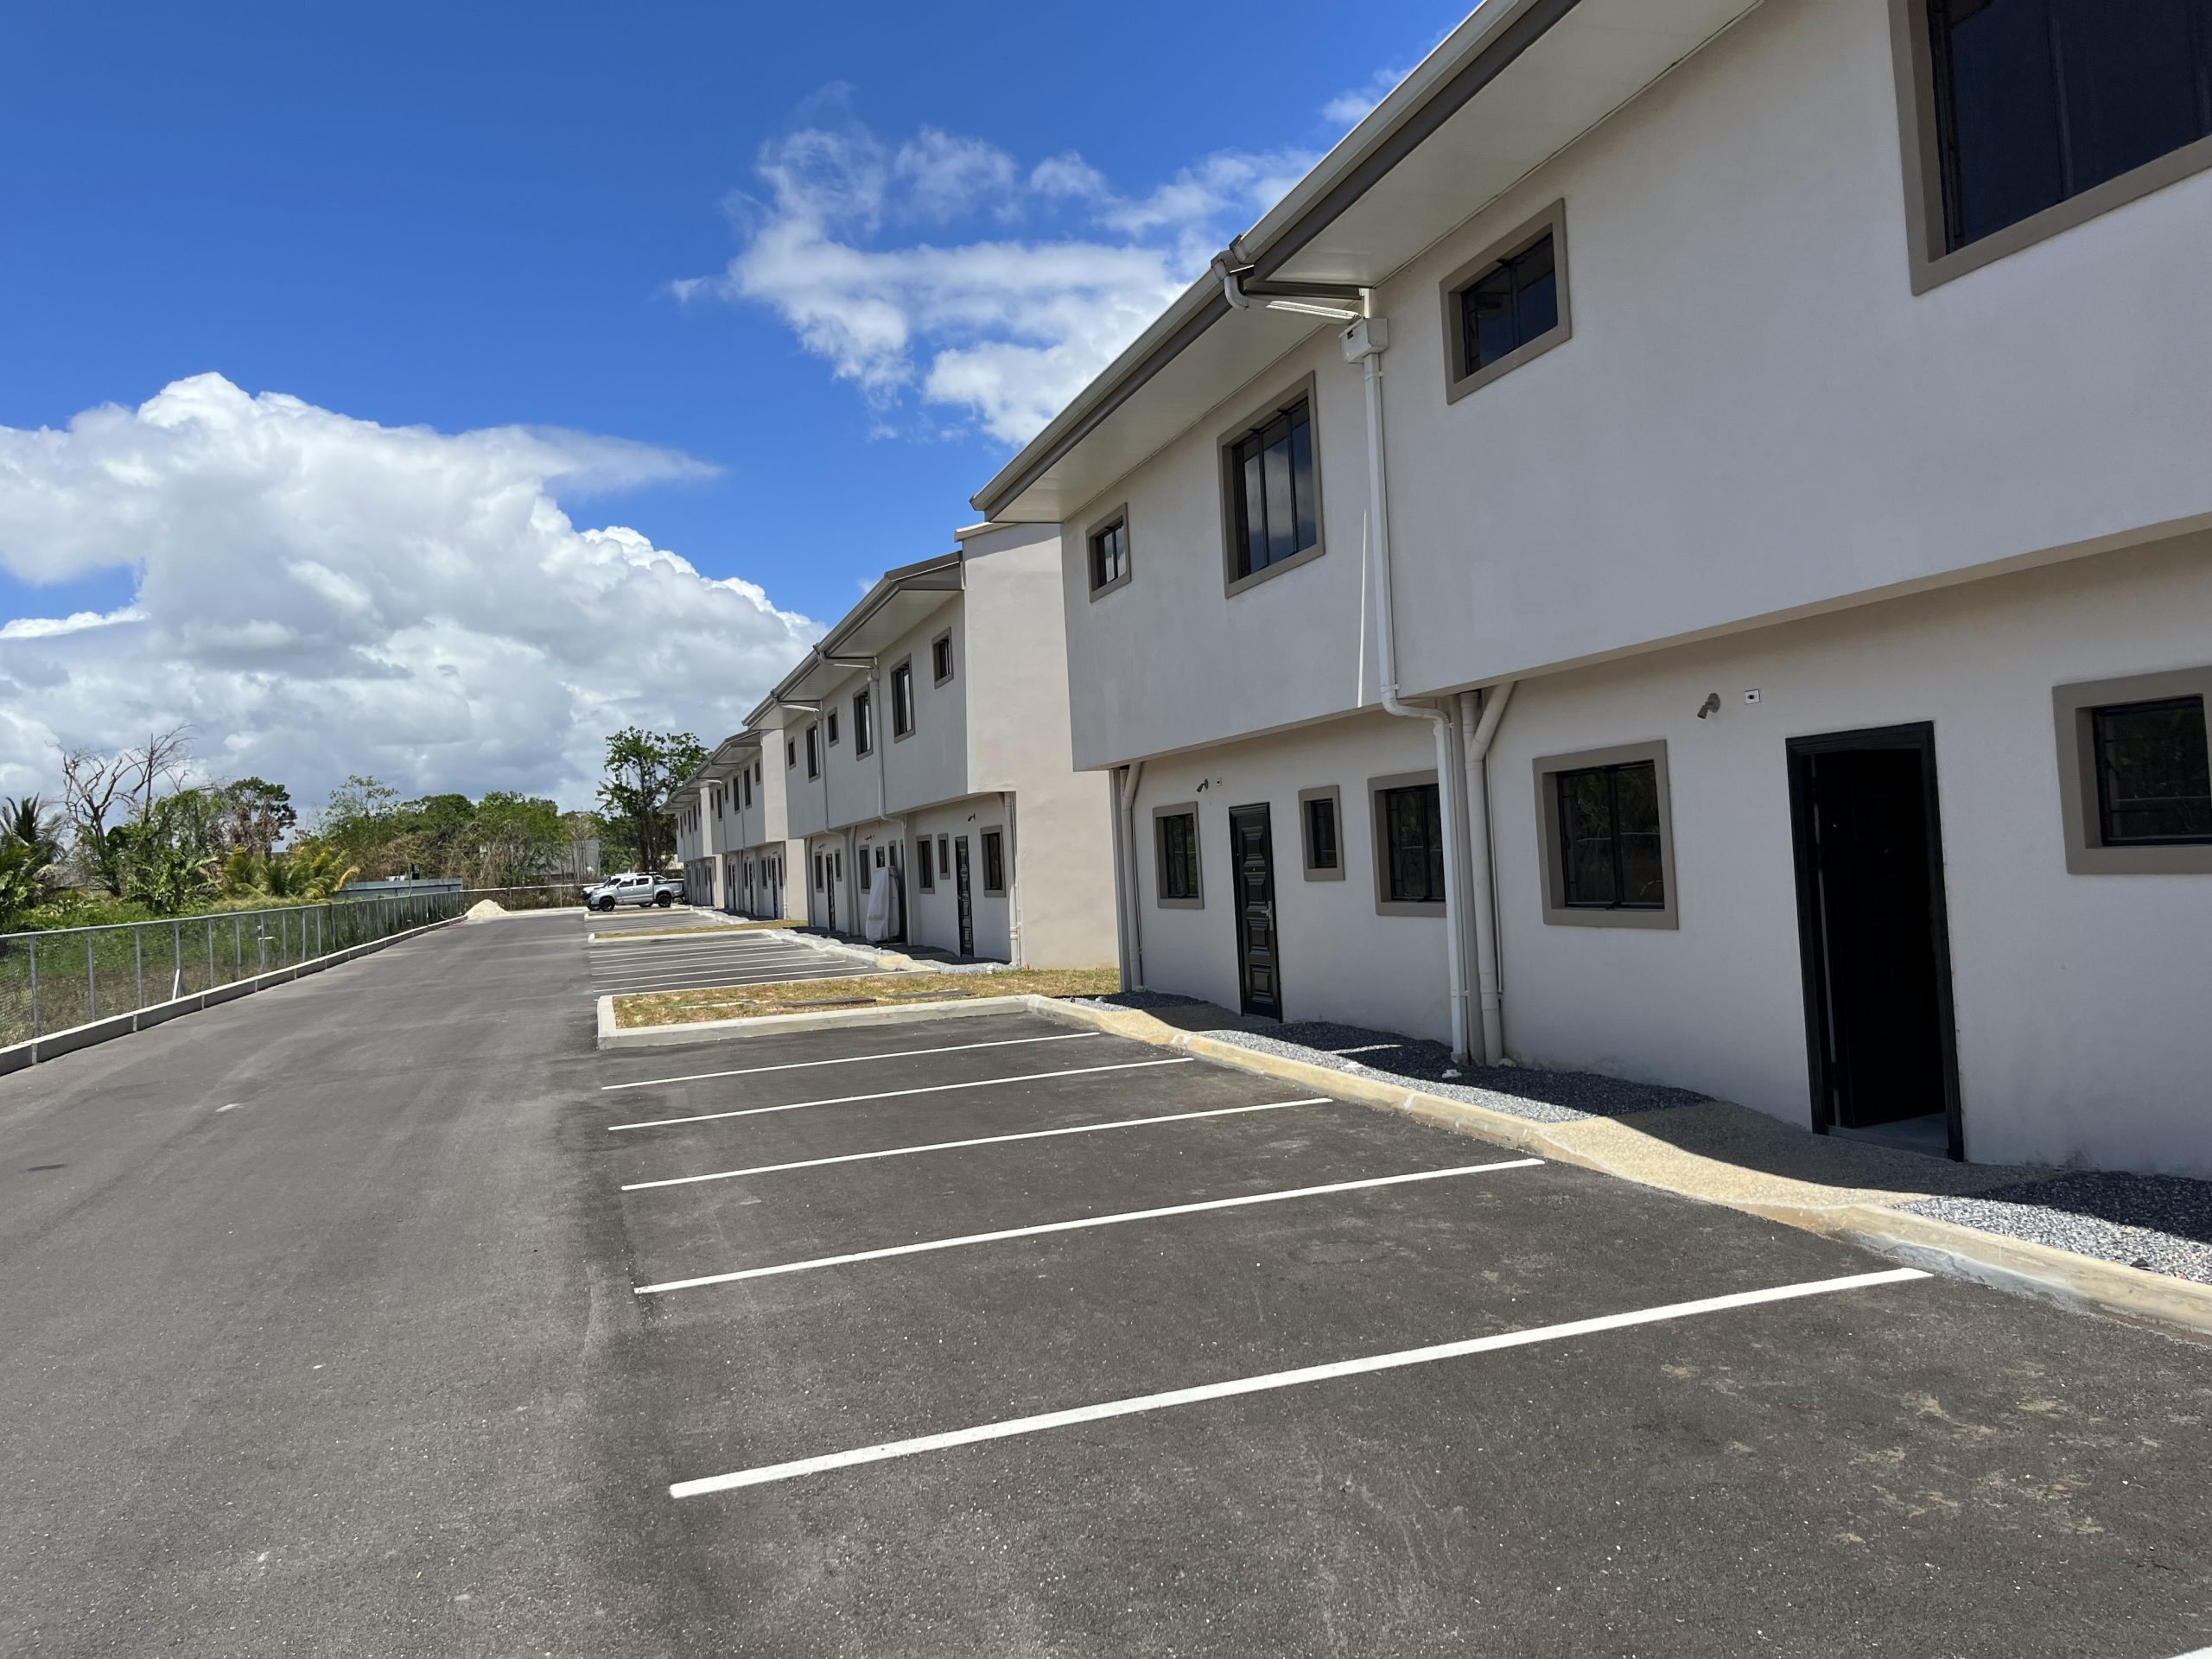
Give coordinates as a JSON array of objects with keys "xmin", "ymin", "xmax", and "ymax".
[
  {"xmin": 1069, "ymin": 991, "xmax": 1211, "ymax": 1012},
  {"xmin": 1198, "ymin": 1020, "xmax": 1712, "ymax": 1126},
  {"xmin": 1904, "ymin": 1173, "xmax": 2212, "ymax": 1287}
]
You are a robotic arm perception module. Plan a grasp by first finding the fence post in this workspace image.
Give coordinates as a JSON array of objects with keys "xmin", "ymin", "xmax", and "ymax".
[
  {"xmin": 207, "ymin": 918, "xmax": 215, "ymax": 986},
  {"xmin": 28, "ymin": 935, "xmax": 37, "ymax": 1039},
  {"xmin": 233, "ymin": 916, "xmax": 242, "ymax": 977},
  {"xmin": 135, "ymin": 926, "xmax": 144, "ymax": 1013},
  {"xmin": 87, "ymin": 933, "xmax": 97, "ymax": 1023},
  {"xmin": 173, "ymin": 920, "xmax": 182, "ymax": 1001}
]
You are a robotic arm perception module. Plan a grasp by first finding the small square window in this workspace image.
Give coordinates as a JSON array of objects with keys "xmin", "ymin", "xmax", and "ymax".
[
  {"xmin": 1370, "ymin": 776, "xmax": 1446, "ymax": 913},
  {"xmin": 2055, "ymin": 669, "xmax": 2212, "ymax": 873},
  {"xmin": 1440, "ymin": 203, "xmax": 1571, "ymax": 404},
  {"xmin": 891, "ymin": 660, "xmax": 915, "ymax": 738},
  {"xmin": 1153, "ymin": 805, "xmax": 1202, "ymax": 908},
  {"xmin": 981, "ymin": 829, "xmax": 1007, "ymax": 894},
  {"xmin": 1088, "ymin": 511, "xmax": 1132, "ymax": 597},
  {"xmin": 932, "ymin": 632, "xmax": 954, "ymax": 684},
  {"xmin": 1298, "ymin": 785, "xmax": 1343, "ymax": 881},
  {"xmin": 1534, "ymin": 741, "xmax": 1678, "ymax": 928}
]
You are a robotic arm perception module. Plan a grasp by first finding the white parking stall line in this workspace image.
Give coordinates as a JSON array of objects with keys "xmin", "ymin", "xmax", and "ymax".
[
  {"xmin": 591, "ymin": 959, "xmax": 863, "ymax": 983},
  {"xmin": 669, "ymin": 1267, "xmax": 1931, "ymax": 1497},
  {"xmin": 607, "ymin": 1058, "xmax": 1194, "ymax": 1132},
  {"xmin": 635, "ymin": 1159, "xmax": 1544, "ymax": 1294},
  {"xmin": 591, "ymin": 939, "xmax": 808, "ymax": 958},
  {"xmin": 591, "ymin": 970, "xmax": 884, "ymax": 995},
  {"xmin": 619, "ymin": 1096, "xmax": 1332, "ymax": 1192},
  {"xmin": 601, "ymin": 1032, "xmax": 1101, "ymax": 1092},
  {"xmin": 590, "ymin": 947, "xmax": 823, "ymax": 970}
]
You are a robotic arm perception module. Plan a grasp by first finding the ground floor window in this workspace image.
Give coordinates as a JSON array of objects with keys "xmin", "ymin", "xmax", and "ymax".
[
  {"xmin": 2055, "ymin": 667, "xmax": 2212, "ymax": 874},
  {"xmin": 1533, "ymin": 741, "xmax": 1677, "ymax": 928},
  {"xmin": 1298, "ymin": 785, "xmax": 1342, "ymax": 880},
  {"xmin": 1153, "ymin": 805, "xmax": 1202, "ymax": 907},
  {"xmin": 917, "ymin": 842, "xmax": 935, "ymax": 891},
  {"xmin": 981, "ymin": 829, "xmax": 1007, "ymax": 894},
  {"xmin": 1369, "ymin": 773, "xmax": 1445, "ymax": 914},
  {"xmin": 937, "ymin": 834, "xmax": 950, "ymax": 879}
]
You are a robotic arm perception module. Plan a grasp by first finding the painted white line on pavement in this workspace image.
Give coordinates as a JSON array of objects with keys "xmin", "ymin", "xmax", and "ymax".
[
  {"xmin": 590, "ymin": 950, "xmax": 828, "ymax": 972},
  {"xmin": 594, "ymin": 967, "xmax": 881, "ymax": 992},
  {"xmin": 591, "ymin": 942, "xmax": 812, "ymax": 961},
  {"xmin": 636, "ymin": 1159, "xmax": 1544, "ymax": 1294},
  {"xmin": 670, "ymin": 1267, "xmax": 1931, "ymax": 1497},
  {"xmin": 607, "ymin": 1058, "xmax": 1195, "ymax": 1132},
  {"xmin": 602, "ymin": 1032, "xmax": 1101, "ymax": 1091},
  {"xmin": 619, "ymin": 1097, "xmax": 1332, "ymax": 1192}
]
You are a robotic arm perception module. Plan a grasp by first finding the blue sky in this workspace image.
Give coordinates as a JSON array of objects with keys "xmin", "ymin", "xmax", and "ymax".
[{"xmin": 0, "ymin": 1, "xmax": 1458, "ymax": 806}]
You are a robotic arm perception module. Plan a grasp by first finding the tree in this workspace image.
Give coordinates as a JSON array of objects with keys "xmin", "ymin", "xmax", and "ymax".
[
  {"xmin": 56, "ymin": 745, "xmax": 133, "ymax": 894},
  {"xmin": 468, "ymin": 792, "xmax": 567, "ymax": 887},
  {"xmin": 597, "ymin": 728, "xmax": 705, "ymax": 873},
  {"xmin": 224, "ymin": 777, "xmax": 296, "ymax": 861},
  {"xmin": 315, "ymin": 776, "xmax": 404, "ymax": 875},
  {"xmin": 3, "ymin": 796, "xmax": 61, "ymax": 870}
]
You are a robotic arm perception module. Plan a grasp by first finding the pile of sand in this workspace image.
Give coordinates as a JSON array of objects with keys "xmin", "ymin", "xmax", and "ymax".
[{"xmin": 465, "ymin": 899, "xmax": 510, "ymax": 920}]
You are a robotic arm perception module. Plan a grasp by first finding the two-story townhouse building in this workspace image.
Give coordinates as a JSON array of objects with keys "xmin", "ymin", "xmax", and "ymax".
[
  {"xmin": 744, "ymin": 521, "xmax": 1118, "ymax": 966},
  {"xmin": 976, "ymin": 0, "xmax": 2212, "ymax": 1177},
  {"xmin": 677, "ymin": 733, "xmax": 804, "ymax": 920}
]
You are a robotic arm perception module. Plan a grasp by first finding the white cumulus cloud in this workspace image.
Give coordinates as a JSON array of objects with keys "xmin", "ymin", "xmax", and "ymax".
[
  {"xmin": 0, "ymin": 374, "xmax": 819, "ymax": 810},
  {"xmin": 679, "ymin": 102, "xmax": 1323, "ymax": 445}
]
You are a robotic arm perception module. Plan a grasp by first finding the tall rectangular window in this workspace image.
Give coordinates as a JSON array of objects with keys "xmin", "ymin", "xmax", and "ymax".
[
  {"xmin": 981, "ymin": 828, "xmax": 1006, "ymax": 893},
  {"xmin": 1090, "ymin": 515, "xmax": 1130, "ymax": 594},
  {"xmin": 1154, "ymin": 809, "xmax": 1201, "ymax": 906},
  {"xmin": 2092, "ymin": 696, "xmax": 2211, "ymax": 845},
  {"xmin": 1376, "ymin": 783, "xmax": 1446, "ymax": 906},
  {"xmin": 891, "ymin": 660, "xmax": 915, "ymax": 736},
  {"xmin": 853, "ymin": 689, "xmax": 874, "ymax": 756},
  {"xmin": 826, "ymin": 709, "xmax": 839, "ymax": 746},
  {"xmin": 1299, "ymin": 785, "xmax": 1342, "ymax": 881},
  {"xmin": 1555, "ymin": 761, "xmax": 1665, "ymax": 910},
  {"xmin": 917, "ymin": 840, "xmax": 936, "ymax": 891},
  {"xmin": 937, "ymin": 834, "xmax": 950, "ymax": 879},
  {"xmin": 932, "ymin": 632, "xmax": 954, "ymax": 683},
  {"xmin": 804, "ymin": 725, "xmax": 819, "ymax": 779},
  {"xmin": 1927, "ymin": 0, "xmax": 2212, "ymax": 252},
  {"xmin": 1223, "ymin": 393, "xmax": 1319, "ymax": 586}
]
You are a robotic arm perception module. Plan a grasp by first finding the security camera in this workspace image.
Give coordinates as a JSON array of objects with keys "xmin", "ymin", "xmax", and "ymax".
[{"xmin": 1696, "ymin": 692, "xmax": 1721, "ymax": 720}]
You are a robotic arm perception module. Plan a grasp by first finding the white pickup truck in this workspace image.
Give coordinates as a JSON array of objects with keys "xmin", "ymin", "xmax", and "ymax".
[{"xmin": 585, "ymin": 872, "xmax": 685, "ymax": 912}]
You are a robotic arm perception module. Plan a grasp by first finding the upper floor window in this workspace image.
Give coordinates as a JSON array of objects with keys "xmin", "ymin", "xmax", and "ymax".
[
  {"xmin": 932, "ymin": 632, "xmax": 955, "ymax": 683},
  {"xmin": 804, "ymin": 725, "xmax": 819, "ymax": 779},
  {"xmin": 1440, "ymin": 203, "xmax": 1571, "ymax": 404},
  {"xmin": 1926, "ymin": 1, "xmax": 2212, "ymax": 254},
  {"xmin": 1089, "ymin": 512, "xmax": 1131, "ymax": 597},
  {"xmin": 742, "ymin": 772, "xmax": 753, "ymax": 808},
  {"xmin": 826, "ymin": 709, "xmax": 840, "ymax": 746},
  {"xmin": 891, "ymin": 660, "xmax": 915, "ymax": 738},
  {"xmin": 1220, "ymin": 380, "xmax": 1321, "ymax": 593},
  {"xmin": 854, "ymin": 689, "xmax": 874, "ymax": 756}
]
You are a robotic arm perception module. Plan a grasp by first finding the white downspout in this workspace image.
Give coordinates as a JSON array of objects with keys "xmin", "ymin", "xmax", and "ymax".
[
  {"xmin": 1458, "ymin": 682, "xmax": 1516, "ymax": 1065},
  {"xmin": 1347, "ymin": 307, "xmax": 1472, "ymax": 1066},
  {"xmin": 1117, "ymin": 761, "xmax": 1146, "ymax": 990},
  {"xmin": 1001, "ymin": 791, "xmax": 1022, "ymax": 967}
]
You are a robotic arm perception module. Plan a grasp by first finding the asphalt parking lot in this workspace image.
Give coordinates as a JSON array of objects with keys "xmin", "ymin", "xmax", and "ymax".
[
  {"xmin": 587, "ymin": 924, "xmax": 884, "ymax": 1000},
  {"xmin": 3, "ymin": 917, "xmax": 2207, "ymax": 1656}
]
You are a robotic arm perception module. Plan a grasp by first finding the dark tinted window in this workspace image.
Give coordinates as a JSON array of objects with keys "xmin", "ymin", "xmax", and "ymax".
[
  {"xmin": 2093, "ymin": 696, "xmax": 2211, "ymax": 844},
  {"xmin": 1228, "ymin": 399, "xmax": 1318, "ymax": 581},
  {"xmin": 1379, "ymin": 784, "xmax": 1445, "ymax": 905},
  {"xmin": 1459, "ymin": 232, "xmax": 1560, "ymax": 377},
  {"xmin": 982, "ymin": 829, "xmax": 1006, "ymax": 892},
  {"xmin": 1929, "ymin": 0, "xmax": 2212, "ymax": 251},
  {"xmin": 1305, "ymin": 795, "xmax": 1339, "ymax": 871},
  {"xmin": 854, "ymin": 690, "xmax": 873, "ymax": 755},
  {"xmin": 933, "ymin": 636, "xmax": 953, "ymax": 680},
  {"xmin": 937, "ymin": 835, "xmax": 950, "ymax": 879},
  {"xmin": 1090, "ymin": 518, "xmax": 1128, "ymax": 590},
  {"xmin": 1158, "ymin": 812, "xmax": 1200, "ymax": 900},
  {"xmin": 892, "ymin": 663, "xmax": 914, "ymax": 735},
  {"xmin": 1557, "ymin": 761, "xmax": 1664, "ymax": 909}
]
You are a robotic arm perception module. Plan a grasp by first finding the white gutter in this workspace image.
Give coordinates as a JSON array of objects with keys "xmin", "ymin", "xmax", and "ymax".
[
  {"xmin": 1458, "ymin": 682, "xmax": 1516, "ymax": 1064},
  {"xmin": 1347, "ymin": 306, "xmax": 1473, "ymax": 1066},
  {"xmin": 1116, "ymin": 762, "xmax": 1146, "ymax": 990}
]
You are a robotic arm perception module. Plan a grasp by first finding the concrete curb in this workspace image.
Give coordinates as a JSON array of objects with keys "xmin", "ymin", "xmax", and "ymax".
[
  {"xmin": 597, "ymin": 993, "xmax": 1036, "ymax": 1050},
  {"xmin": 1018, "ymin": 999, "xmax": 2212, "ymax": 1343},
  {"xmin": 0, "ymin": 915, "xmax": 463, "ymax": 1077}
]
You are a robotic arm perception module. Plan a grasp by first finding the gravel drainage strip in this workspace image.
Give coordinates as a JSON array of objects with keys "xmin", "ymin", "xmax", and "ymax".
[{"xmin": 1904, "ymin": 1173, "xmax": 2212, "ymax": 1287}]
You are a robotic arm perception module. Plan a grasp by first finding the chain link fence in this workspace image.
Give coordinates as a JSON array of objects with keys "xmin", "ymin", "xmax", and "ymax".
[{"xmin": 0, "ymin": 889, "xmax": 467, "ymax": 1050}]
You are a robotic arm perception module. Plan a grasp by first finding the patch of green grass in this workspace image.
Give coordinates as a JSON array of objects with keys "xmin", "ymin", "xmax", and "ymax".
[{"xmin": 613, "ymin": 965, "xmax": 1121, "ymax": 1027}]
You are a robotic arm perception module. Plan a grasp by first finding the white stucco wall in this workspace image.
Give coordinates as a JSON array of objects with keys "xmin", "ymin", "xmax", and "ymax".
[
  {"xmin": 1126, "ymin": 710, "xmax": 1448, "ymax": 1036},
  {"xmin": 1488, "ymin": 534, "xmax": 2212, "ymax": 1178}
]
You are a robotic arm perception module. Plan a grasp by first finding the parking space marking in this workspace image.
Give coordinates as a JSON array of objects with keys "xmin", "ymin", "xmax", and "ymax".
[
  {"xmin": 589, "ymin": 960, "xmax": 876, "ymax": 985},
  {"xmin": 619, "ymin": 1097, "xmax": 1333, "ymax": 1191},
  {"xmin": 669, "ymin": 1267, "xmax": 1930, "ymax": 1497},
  {"xmin": 605, "ymin": 1058, "xmax": 1195, "ymax": 1132},
  {"xmin": 591, "ymin": 942, "xmax": 807, "ymax": 961},
  {"xmin": 634, "ymin": 1158, "xmax": 1544, "ymax": 1294},
  {"xmin": 601, "ymin": 1032, "xmax": 1102, "ymax": 1091},
  {"xmin": 592, "ymin": 966, "xmax": 881, "ymax": 992}
]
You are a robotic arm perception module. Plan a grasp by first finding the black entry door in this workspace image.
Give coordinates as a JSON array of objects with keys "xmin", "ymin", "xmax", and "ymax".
[
  {"xmin": 954, "ymin": 836, "xmax": 974, "ymax": 957},
  {"xmin": 1786, "ymin": 723, "xmax": 1962, "ymax": 1156},
  {"xmin": 1230, "ymin": 804, "xmax": 1281, "ymax": 1020}
]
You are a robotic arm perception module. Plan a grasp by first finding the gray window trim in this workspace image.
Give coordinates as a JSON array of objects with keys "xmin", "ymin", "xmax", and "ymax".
[
  {"xmin": 1085, "ymin": 502, "xmax": 1134, "ymax": 600},
  {"xmin": 1217, "ymin": 372, "xmax": 1326, "ymax": 598},
  {"xmin": 1888, "ymin": 0, "xmax": 2212, "ymax": 296},
  {"xmin": 1151, "ymin": 802, "xmax": 1204, "ymax": 910},
  {"xmin": 853, "ymin": 687, "xmax": 874, "ymax": 757},
  {"xmin": 1532, "ymin": 739, "xmax": 1679, "ymax": 930},
  {"xmin": 2052, "ymin": 665, "xmax": 2212, "ymax": 875},
  {"xmin": 1367, "ymin": 769, "xmax": 1446, "ymax": 918},
  {"xmin": 1297, "ymin": 785, "xmax": 1344, "ymax": 881},
  {"xmin": 931, "ymin": 628, "xmax": 955, "ymax": 684},
  {"xmin": 1438, "ymin": 199, "xmax": 1572, "ymax": 404},
  {"xmin": 890, "ymin": 658, "xmax": 916, "ymax": 741},
  {"xmin": 980, "ymin": 826, "xmax": 1007, "ymax": 896},
  {"xmin": 826, "ymin": 709, "xmax": 840, "ymax": 746}
]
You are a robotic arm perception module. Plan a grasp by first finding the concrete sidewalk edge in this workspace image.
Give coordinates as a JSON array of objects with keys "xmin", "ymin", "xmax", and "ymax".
[{"xmin": 1018, "ymin": 997, "xmax": 2212, "ymax": 1342}]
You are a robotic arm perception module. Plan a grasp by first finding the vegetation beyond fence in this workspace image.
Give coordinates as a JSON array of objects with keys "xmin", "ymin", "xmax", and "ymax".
[
  {"xmin": 461, "ymin": 883, "xmax": 590, "ymax": 911},
  {"xmin": 0, "ymin": 888, "xmax": 466, "ymax": 1049}
]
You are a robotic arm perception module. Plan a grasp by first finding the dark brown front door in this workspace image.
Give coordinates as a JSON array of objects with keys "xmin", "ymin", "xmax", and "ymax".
[
  {"xmin": 1786, "ymin": 722, "xmax": 1962, "ymax": 1157},
  {"xmin": 954, "ymin": 836, "xmax": 974, "ymax": 957},
  {"xmin": 1230, "ymin": 804, "xmax": 1281, "ymax": 1020}
]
